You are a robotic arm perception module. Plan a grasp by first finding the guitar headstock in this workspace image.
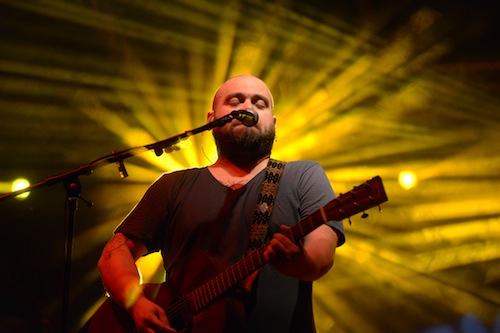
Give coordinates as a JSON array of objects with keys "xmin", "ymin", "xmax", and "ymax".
[{"xmin": 325, "ymin": 176, "xmax": 388, "ymax": 223}]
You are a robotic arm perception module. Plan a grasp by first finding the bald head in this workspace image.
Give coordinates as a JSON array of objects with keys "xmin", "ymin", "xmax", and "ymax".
[{"xmin": 212, "ymin": 74, "xmax": 274, "ymax": 112}]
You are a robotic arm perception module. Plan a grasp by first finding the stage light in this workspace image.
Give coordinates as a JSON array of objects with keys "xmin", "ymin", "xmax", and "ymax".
[
  {"xmin": 398, "ymin": 171, "xmax": 417, "ymax": 190},
  {"xmin": 11, "ymin": 178, "xmax": 30, "ymax": 200}
]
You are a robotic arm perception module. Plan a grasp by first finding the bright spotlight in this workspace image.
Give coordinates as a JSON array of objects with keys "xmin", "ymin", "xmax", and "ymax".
[
  {"xmin": 398, "ymin": 171, "xmax": 417, "ymax": 190},
  {"xmin": 12, "ymin": 178, "xmax": 30, "ymax": 200}
]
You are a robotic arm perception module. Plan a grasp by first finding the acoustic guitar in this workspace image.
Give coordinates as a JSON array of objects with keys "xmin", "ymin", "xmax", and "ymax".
[{"xmin": 89, "ymin": 176, "xmax": 388, "ymax": 333}]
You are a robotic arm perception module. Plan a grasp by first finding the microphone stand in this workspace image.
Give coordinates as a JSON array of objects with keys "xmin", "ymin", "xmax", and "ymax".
[{"xmin": 0, "ymin": 114, "xmax": 236, "ymax": 332}]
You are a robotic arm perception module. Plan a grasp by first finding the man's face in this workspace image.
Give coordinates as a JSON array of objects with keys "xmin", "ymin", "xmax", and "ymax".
[{"xmin": 209, "ymin": 75, "xmax": 276, "ymax": 165}]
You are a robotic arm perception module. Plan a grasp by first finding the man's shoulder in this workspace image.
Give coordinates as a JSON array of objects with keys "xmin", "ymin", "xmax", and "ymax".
[
  {"xmin": 273, "ymin": 160, "xmax": 325, "ymax": 182},
  {"xmin": 156, "ymin": 166, "xmax": 207, "ymax": 182},
  {"xmin": 281, "ymin": 159, "xmax": 322, "ymax": 171}
]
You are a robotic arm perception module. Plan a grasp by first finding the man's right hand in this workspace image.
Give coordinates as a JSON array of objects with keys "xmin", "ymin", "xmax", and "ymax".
[{"xmin": 129, "ymin": 296, "xmax": 177, "ymax": 333}]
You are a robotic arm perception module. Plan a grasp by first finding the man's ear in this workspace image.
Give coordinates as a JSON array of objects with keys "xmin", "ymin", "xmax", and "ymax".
[{"xmin": 207, "ymin": 110, "xmax": 215, "ymax": 124}]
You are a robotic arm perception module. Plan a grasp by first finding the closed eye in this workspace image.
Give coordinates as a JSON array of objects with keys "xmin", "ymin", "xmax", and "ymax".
[
  {"xmin": 228, "ymin": 97, "xmax": 241, "ymax": 107},
  {"xmin": 252, "ymin": 96, "xmax": 269, "ymax": 109}
]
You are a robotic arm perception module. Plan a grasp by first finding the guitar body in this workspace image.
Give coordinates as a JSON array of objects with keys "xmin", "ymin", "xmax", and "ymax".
[{"xmin": 89, "ymin": 253, "xmax": 251, "ymax": 333}]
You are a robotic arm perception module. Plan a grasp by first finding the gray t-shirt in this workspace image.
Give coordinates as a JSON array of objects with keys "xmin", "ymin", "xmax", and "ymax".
[{"xmin": 116, "ymin": 160, "xmax": 345, "ymax": 333}]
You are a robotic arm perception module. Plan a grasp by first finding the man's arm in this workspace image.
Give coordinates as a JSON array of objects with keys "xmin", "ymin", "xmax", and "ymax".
[
  {"xmin": 98, "ymin": 233, "xmax": 147, "ymax": 308},
  {"xmin": 263, "ymin": 224, "xmax": 338, "ymax": 281},
  {"xmin": 97, "ymin": 232, "xmax": 175, "ymax": 332}
]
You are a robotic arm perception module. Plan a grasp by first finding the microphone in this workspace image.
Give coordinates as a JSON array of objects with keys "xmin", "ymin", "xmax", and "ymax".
[{"xmin": 230, "ymin": 109, "xmax": 259, "ymax": 127}]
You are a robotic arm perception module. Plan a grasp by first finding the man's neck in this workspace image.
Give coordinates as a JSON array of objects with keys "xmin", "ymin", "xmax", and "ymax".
[{"xmin": 208, "ymin": 155, "xmax": 270, "ymax": 188}]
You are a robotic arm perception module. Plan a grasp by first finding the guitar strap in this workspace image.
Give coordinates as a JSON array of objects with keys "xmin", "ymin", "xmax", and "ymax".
[{"xmin": 246, "ymin": 158, "xmax": 287, "ymax": 254}]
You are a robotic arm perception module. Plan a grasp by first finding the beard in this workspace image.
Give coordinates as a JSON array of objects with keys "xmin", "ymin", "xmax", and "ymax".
[{"xmin": 212, "ymin": 123, "xmax": 275, "ymax": 168}]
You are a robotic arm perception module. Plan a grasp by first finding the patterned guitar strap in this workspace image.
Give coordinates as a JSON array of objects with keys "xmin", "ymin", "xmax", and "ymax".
[{"xmin": 246, "ymin": 159, "xmax": 287, "ymax": 254}]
